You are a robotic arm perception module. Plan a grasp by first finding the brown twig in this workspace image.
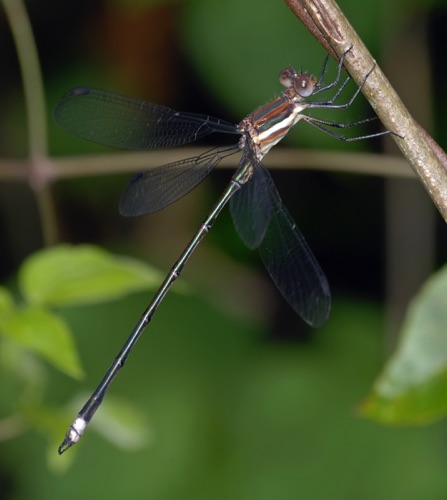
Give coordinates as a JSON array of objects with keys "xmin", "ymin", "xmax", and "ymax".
[
  {"xmin": 0, "ymin": 148, "xmax": 412, "ymax": 182},
  {"xmin": 284, "ymin": 0, "xmax": 447, "ymax": 223}
]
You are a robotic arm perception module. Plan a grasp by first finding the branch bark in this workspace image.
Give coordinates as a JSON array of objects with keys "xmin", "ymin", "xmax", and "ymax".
[{"xmin": 284, "ymin": 0, "xmax": 447, "ymax": 223}]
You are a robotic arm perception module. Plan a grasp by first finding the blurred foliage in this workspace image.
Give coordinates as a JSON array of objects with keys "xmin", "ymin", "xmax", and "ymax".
[
  {"xmin": 0, "ymin": 244, "xmax": 164, "ymax": 471},
  {"xmin": 182, "ymin": 0, "xmax": 384, "ymax": 116},
  {"xmin": 3, "ymin": 293, "xmax": 447, "ymax": 497},
  {"xmin": 1, "ymin": 0, "xmax": 447, "ymax": 498},
  {"xmin": 19, "ymin": 244, "xmax": 165, "ymax": 307},
  {"xmin": 361, "ymin": 265, "xmax": 447, "ymax": 425}
]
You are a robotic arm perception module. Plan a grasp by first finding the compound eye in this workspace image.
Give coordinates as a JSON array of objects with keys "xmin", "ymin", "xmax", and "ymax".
[{"xmin": 293, "ymin": 74, "xmax": 316, "ymax": 97}]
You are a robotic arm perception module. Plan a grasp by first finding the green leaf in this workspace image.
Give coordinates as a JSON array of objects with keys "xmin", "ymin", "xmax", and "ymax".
[
  {"xmin": 0, "ymin": 306, "xmax": 83, "ymax": 379},
  {"xmin": 360, "ymin": 265, "xmax": 447, "ymax": 425},
  {"xmin": 19, "ymin": 244, "xmax": 164, "ymax": 307},
  {"xmin": 0, "ymin": 286, "xmax": 14, "ymax": 313}
]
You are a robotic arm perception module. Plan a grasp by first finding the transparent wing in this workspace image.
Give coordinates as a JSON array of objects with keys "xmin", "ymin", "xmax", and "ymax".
[
  {"xmin": 256, "ymin": 165, "xmax": 331, "ymax": 327},
  {"xmin": 229, "ymin": 159, "xmax": 272, "ymax": 249},
  {"xmin": 54, "ymin": 87, "xmax": 239, "ymax": 149},
  {"xmin": 120, "ymin": 145, "xmax": 240, "ymax": 216}
]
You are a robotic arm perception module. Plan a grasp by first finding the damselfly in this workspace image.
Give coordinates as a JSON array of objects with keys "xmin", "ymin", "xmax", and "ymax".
[{"xmin": 54, "ymin": 49, "xmax": 388, "ymax": 454}]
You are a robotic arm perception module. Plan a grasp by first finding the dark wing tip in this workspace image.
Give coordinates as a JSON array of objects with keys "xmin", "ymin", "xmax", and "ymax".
[
  {"xmin": 68, "ymin": 87, "xmax": 92, "ymax": 96},
  {"xmin": 127, "ymin": 171, "xmax": 144, "ymax": 185},
  {"xmin": 53, "ymin": 87, "xmax": 92, "ymax": 121},
  {"xmin": 118, "ymin": 172, "xmax": 145, "ymax": 217}
]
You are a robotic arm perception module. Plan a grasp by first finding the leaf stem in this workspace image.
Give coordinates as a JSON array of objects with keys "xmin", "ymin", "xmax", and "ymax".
[{"xmin": 2, "ymin": 0, "xmax": 58, "ymax": 244}]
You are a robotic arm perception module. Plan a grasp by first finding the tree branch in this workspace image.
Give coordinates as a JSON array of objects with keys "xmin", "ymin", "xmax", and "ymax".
[{"xmin": 284, "ymin": 0, "xmax": 447, "ymax": 223}]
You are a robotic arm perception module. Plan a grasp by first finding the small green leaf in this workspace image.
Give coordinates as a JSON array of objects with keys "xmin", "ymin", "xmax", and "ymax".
[
  {"xmin": 360, "ymin": 265, "xmax": 447, "ymax": 425},
  {"xmin": 0, "ymin": 306, "xmax": 83, "ymax": 379},
  {"xmin": 0, "ymin": 286, "xmax": 14, "ymax": 313},
  {"xmin": 19, "ymin": 244, "xmax": 164, "ymax": 307}
]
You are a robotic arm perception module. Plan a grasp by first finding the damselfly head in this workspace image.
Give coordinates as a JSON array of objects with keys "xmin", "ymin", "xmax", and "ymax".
[{"xmin": 279, "ymin": 67, "xmax": 317, "ymax": 98}]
